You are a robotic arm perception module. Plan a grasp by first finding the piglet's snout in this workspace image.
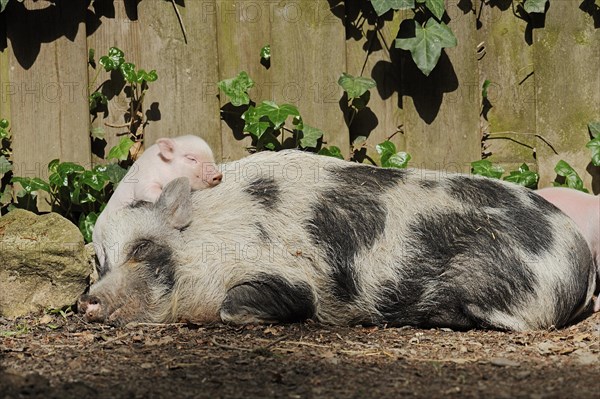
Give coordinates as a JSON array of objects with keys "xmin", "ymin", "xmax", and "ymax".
[
  {"xmin": 78, "ymin": 294, "xmax": 105, "ymax": 322},
  {"xmin": 208, "ymin": 171, "xmax": 223, "ymax": 187}
]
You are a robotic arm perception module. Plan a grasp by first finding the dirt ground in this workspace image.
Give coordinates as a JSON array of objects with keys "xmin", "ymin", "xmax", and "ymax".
[{"xmin": 0, "ymin": 310, "xmax": 598, "ymax": 399}]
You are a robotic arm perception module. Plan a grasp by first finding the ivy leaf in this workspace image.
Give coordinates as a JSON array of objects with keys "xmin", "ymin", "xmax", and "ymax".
[
  {"xmin": 425, "ymin": 0, "xmax": 445, "ymax": 20},
  {"xmin": 376, "ymin": 140, "xmax": 397, "ymax": 166},
  {"xmin": 0, "ymin": 155, "xmax": 11, "ymax": 178},
  {"xmin": 79, "ymin": 212, "xmax": 98, "ymax": 244},
  {"xmin": 386, "ymin": 152, "xmax": 411, "ymax": 169},
  {"xmin": 482, "ymin": 80, "xmax": 491, "ymax": 99},
  {"xmin": 99, "ymin": 163, "xmax": 128, "ymax": 185},
  {"xmin": 523, "ymin": 0, "xmax": 548, "ymax": 14},
  {"xmin": 80, "ymin": 170, "xmax": 107, "ymax": 191},
  {"xmin": 136, "ymin": 69, "xmax": 158, "ymax": 83},
  {"xmin": 11, "ymin": 177, "xmax": 50, "ymax": 195},
  {"xmin": 1, "ymin": 185, "xmax": 12, "ymax": 206},
  {"xmin": 586, "ymin": 137, "xmax": 600, "ymax": 166},
  {"xmin": 319, "ymin": 146, "xmax": 344, "ymax": 160},
  {"xmin": 395, "ymin": 18, "xmax": 457, "ymax": 76},
  {"xmin": 254, "ymin": 101, "xmax": 300, "ymax": 130},
  {"xmin": 108, "ymin": 137, "xmax": 135, "ymax": 161},
  {"xmin": 554, "ymin": 160, "xmax": 588, "ymax": 192},
  {"xmin": 503, "ymin": 163, "xmax": 539, "ymax": 188},
  {"xmin": 218, "ymin": 71, "xmax": 255, "ymax": 107},
  {"xmin": 90, "ymin": 126, "xmax": 105, "ymax": 140},
  {"xmin": 338, "ymin": 73, "xmax": 376, "ymax": 100},
  {"xmin": 376, "ymin": 141, "xmax": 411, "ymax": 168},
  {"xmin": 0, "ymin": 118, "xmax": 9, "ymax": 129},
  {"xmin": 89, "ymin": 91, "xmax": 108, "ymax": 110},
  {"xmin": 588, "ymin": 121, "xmax": 600, "ymax": 138},
  {"xmin": 120, "ymin": 62, "xmax": 137, "ymax": 83},
  {"xmin": 0, "ymin": 0, "xmax": 10, "ymax": 13},
  {"xmin": 471, "ymin": 159, "xmax": 505, "ymax": 179},
  {"xmin": 242, "ymin": 106, "xmax": 271, "ymax": 139},
  {"xmin": 299, "ymin": 125, "xmax": 324, "ymax": 149},
  {"xmin": 99, "ymin": 47, "xmax": 125, "ymax": 72},
  {"xmin": 260, "ymin": 45, "xmax": 271, "ymax": 60},
  {"xmin": 370, "ymin": 0, "xmax": 415, "ymax": 16}
]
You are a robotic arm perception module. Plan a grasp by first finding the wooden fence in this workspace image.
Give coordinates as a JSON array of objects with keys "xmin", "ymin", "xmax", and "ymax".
[{"xmin": 0, "ymin": 0, "xmax": 598, "ymax": 191}]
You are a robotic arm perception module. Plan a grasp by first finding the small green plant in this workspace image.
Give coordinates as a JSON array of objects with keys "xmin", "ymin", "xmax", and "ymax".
[
  {"xmin": 0, "ymin": 323, "xmax": 29, "ymax": 337},
  {"xmin": 471, "ymin": 160, "xmax": 540, "ymax": 189},
  {"xmin": 586, "ymin": 121, "xmax": 600, "ymax": 167},
  {"xmin": 88, "ymin": 46, "xmax": 158, "ymax": 159},
  {"xmin": 218, "ymin": 71, "xmax": 326, "ymax": 153},
  {"xmin": 552, "ymin": 160, "xmax": 588, "ymax": 192},
  {"xmin": 47, "ymin": 305, "xmax": 75, "ymax": 320},
  {"xmin": 12, "ymin": 158, "xmax": 127, "ymax": 242}
]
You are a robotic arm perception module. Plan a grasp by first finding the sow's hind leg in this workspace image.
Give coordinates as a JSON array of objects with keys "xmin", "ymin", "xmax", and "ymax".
[{"xmin": 219, "ymin": 273, "xmax": 316, "ymax": 325}]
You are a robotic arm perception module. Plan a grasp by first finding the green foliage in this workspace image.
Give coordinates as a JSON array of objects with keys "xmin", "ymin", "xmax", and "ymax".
[
  {"xmin": 471, "ymin": 160, "xmax": 505, "ymax": 180},
  {"xmin": 376, "ymin": 141, "xmax": 411, "ymax": 169},
  {"xmin": 11, "ymin": 158, "xmax": 127, "ymax": 242},
  {"xmin": 260, "ymin": 45, "xmax": 271, "ymax": 61},
  {"xmin": 503, "ymin": 164, "xmax": 539, "ymax": 189},
  {"xmin": 523, "ymin": 0, "xmax": 549, "ymax": 14},
  {"xmin": 482, "ymin": 80, "xmax": 492, "ymax": 99},
  {"xmin": 370, "ymin": 0, "xmax": 414, "ymax": 16},
  {"xmin": 318, "ymin": 146, "xmax": 344, "ymax": 160},
  {"xmin": 218, "ymin": 71, "xmax": 255, "ymax": 107},
  {"xmin": 553, "ymin": 160, "xmax": 588, "ymax": 192},
  {"xmin": 0, "ymin": 0, "xmax": 11, "ymax": 13},
  {"xmin": 219, "ymin": 71, "xmax": 329, "ymax": 153},
  {"xmin": 395, "ymin": 19, "xmax": 457, "ymax": 76},
  {"xmin": 88, "ymin": 46, "xmax": 157, "ymax": 163},
  {"xmin": 587, "ymin": 121, "xmax": 600, "ymax": 166},
  {"xmin": 108, "ymin": 137, "xmax": 135, "ymax": 161},
  {"xmin": 366, "ymin": 0, "xmax": 455, "ymax": 76},
  {"xmin": 471, "ymin": 160, "xmax": 539, "ymax": 189},
  {"xmin": 338, "ymin": 73, "xmax": 376, "ymax": 100}
]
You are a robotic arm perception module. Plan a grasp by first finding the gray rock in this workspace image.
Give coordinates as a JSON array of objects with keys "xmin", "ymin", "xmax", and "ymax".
[{"xmin": 0, "ymin": 209, "xmax": 92, "ymax": 317}]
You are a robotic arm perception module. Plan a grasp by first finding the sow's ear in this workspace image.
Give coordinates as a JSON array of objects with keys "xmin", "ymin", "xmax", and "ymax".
[
  {"xmin": 155, "ymin": 177, "xmax": 192, "ymax": 230},
  {"xmin": 156, "ymin": 138, "xmax": 176, "ymax": 161}
]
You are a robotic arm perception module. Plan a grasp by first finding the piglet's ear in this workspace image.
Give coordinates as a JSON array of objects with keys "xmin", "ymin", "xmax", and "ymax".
[
  {"xmin": 155, "ymin": 177, "xmax": 192, "ymax": 230},
  {"xmin": 156, "ymin": 138, "xmax": 176, "ymax": 162}
]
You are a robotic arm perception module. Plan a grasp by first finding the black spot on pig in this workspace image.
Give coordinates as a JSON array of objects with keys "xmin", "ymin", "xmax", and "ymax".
[
  {"xmin": 128, "ymin": 239, "xmax": 176, "ymax": 290},
  {"xmin": 221, "ymin": 273, "xmax": 315, "ymax": 323},
  {"xmin": 418, "ymin": 180, "xmax": 439, "ymax": 190},
  {"xmin": 375, "ymin": 210, "xmax": 538, "ymax": 329},
  {"xmin": 447, "ymin": 176, "xmax": 519, "ymax": 208},
  {"xmin": 245, "ymin": 177, "xmax": 280, "ymax": 209},
  {"xmin": 306, "ymin": 164, "xmax": 395, "ymax": 302},
  {"xmin": 128, "ymin": 200, "xmax": 153, "ymax": 209},
  {"xmin": 497, "ymin": 208, "xmax": 553, "ymax": 256},
  {"xmin": 255, "ymin": 222, "xmax": 270, "ymax": 242},
  {"xmin": 327, "ymin": 164, "xmax": 407, "ymax": 191},
  {"xmin": 448, "ymin": 177, "xmax": 554, "ymax": 256}
]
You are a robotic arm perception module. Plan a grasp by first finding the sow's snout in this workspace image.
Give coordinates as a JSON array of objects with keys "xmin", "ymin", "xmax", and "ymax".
[{"xmin": 78, "ymin": 294, "xmax": 105, "ymax": 323}]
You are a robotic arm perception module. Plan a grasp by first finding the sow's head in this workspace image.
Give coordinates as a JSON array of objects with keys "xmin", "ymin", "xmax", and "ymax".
[{"xmin": 79, "ymin": 178, "xmax": 192, "ymax": 325}]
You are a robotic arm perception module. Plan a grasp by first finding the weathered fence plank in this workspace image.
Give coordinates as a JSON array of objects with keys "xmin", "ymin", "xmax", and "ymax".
[
  {"xmin": 138, "ymin": 0, "xmax": 222, "ymax": 158},
  {"xmin": 534, "ymin": 1, "xmax": 600, "ymax": 192},
  {"xmin": 7, "ymin": 0, "xmax": 90, "ymax": 179},
  {"xmin": 271, "ymin": 0, "xmax": 349, "ymax": 155},
  {"xmin": 216, "ymin": 0, "xmax": 272, "ymax": 161},
  {"xmin": 400, "ymin": 6, "xmax": 481, "ymax": 173},
  {"xmin": 476, "ymin": 1, "xmax": 537, "ymax": 173}
]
